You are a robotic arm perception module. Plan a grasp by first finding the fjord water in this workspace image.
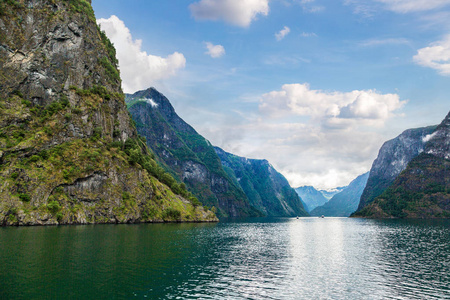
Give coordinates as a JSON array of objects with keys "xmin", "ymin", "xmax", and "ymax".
[{"xmin": 0, "ymin": 218, "xmax": 449, "ymax": 299}]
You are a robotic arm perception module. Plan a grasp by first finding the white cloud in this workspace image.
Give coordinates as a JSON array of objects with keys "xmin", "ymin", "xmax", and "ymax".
[
  {"xmin": 345, "ymin": 0, "xmax": 450, "ymax": 18},
  {"xmin": 191, "ymin": 83, "xmax": 407, "ymax": 189},
  {"xmin": 259, "ymin": 83, "xmax": 406, "ymax": 126},
  {"xmin": 275, "ymin": 26, "xmax": 291, "ymax": 41},
  {"xmin": 375, "ymin": 0, "xmax": 450, "ymax": 13},
  {"xmin": 300, "ymin": 32, "xmax": 317, "ymax": 37},
  {"xmin": 97, "ymin": 15, "xmax": 186, "ymax": 93},
  {"xmin": 422, "ymin": 132, "xmax": 437, "ymax": 142},
  {"xmin": 189, "ymin": 0, "xmax": 269, "ymax": 27},
  {"xmin": 297, "ymin": 0, "xmax": 324, "ymax": 12},
  {"xmin": 413, "ymin": 35, "xmax": 450, "ymax": 75},
  {"xmin": 145, "ymin": 98, "xmax": 158, "ymax": 108},
  {"xmin": 359, "ymin": 38, "xmax": 410, "ymax": 47},
  {"xmin": 205, "ymin": 42, "xmax": 226, "ymax": 58},
  {"xmin": 263, "ymin": 55, "xmax": 311, "ymax": 65}
]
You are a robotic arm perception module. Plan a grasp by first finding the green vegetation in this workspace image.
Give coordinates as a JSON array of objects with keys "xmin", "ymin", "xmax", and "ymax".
[
  {"xmin": 67, "ymin": 0, "xmax": 95, "ymax": 22},
  {"xmin": 162, "ymin": 207, "xmax": 181, "ymax": 220},
  {"xmin": 120, "ymin": 137, "xmax": 202, "ymax": 207},
  {"xmin": 0, "ymin": 0, "xmax": 23, "ymax": 16},
  {"xmin": 99, "ymin": 57, "xmax": 121, "ymax": 83},
  {"xmin": 18, "ymin": 193, "xmax": 30, "ymax": 202},
  {"xmin": 70, "ymin": 85, "xmax": 123, "ymax": 102}
]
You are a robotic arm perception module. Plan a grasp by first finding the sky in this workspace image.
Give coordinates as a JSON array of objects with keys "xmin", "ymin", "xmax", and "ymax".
[{"xmin": 92, "ymin": 0, "xmax": 450, "ymax": 190}]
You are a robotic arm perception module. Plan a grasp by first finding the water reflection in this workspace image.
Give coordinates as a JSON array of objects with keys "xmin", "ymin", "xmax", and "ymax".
[{"xmin": 0, "ymin": 219, "xmax": 449, "ymax": 299}]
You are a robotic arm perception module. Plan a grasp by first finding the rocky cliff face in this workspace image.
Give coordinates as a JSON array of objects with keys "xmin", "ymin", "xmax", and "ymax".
[
  {"xmin": 0, "ymin": 0, "xmax": 217, "ymax": 225},
  {"xmin": 311, "ymin": 172, "xmax": 368, "ymax": 217},
  {"xmin": 295, "ymin": 186, "xmax": 328, "ymax": 212},
  {"xmin": 126, "ymin": 88, "xmax": 261, "ymax": 218},
  {"xmin": 355, "ymin": 111, "xmax": 449, "ymax": 218},
  {"xmin": 356, "ymin": 125, "xmax": 437, "ymax": 212},
  {"xmin": 214, "ymin": 147, "xmax": 308, "ymax": 217}
]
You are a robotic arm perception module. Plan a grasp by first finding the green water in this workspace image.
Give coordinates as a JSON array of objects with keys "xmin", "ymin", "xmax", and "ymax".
[{"xmin": 0, "ymin": 218, "xmax": 449, "ymax": 299}]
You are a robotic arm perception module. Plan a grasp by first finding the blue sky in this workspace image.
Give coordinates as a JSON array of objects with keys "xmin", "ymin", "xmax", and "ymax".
[{"xmin": 92, "ymin": 0, "xmax": 450, "ymax": 189}]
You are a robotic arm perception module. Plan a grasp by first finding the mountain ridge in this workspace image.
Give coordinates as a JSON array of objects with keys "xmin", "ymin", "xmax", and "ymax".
[{"xmin": 126, "ymin": 87, "xmax": 261, "ymax": 218}]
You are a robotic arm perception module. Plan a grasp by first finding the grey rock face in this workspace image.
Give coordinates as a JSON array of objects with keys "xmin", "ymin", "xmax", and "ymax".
[
  {"xmin": 424, "ymin": 111, "xmax": 450, "ymax": 159},
  {"xmin": 0, "ymin": 0, "xmax": 134, "ymax": 142},
  {"xmin": 357, "ymin": 125, "xmax": 437, "ymax": 211},
  {"xmin": 182, "ymin": 161, "xmax": 208, "ymax": 183},
  {"xmin": 62, "ymin": 172, "xmax": 108, "ymax": 202}
]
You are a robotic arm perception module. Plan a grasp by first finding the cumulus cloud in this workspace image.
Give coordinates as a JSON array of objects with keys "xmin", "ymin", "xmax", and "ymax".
[
  {"xmin": 189, "ymin": 0, "xmax": 269, "ymax": 27},
  {"xmin": 205, "ymin": 42, "xmax": 226, "ymax": 58},
  {"xmin": 413, "ymin": 35, "xmax": 450, "ymax": 75},
  {"xmin": 198, "ymin": 111, "xmax": 384, "ymax": 189},
  {"xmin": 260, "ymin": 83, "xmax": 406, "ymax": 126},
  {"xmin": 375, "ymin": 0, "xmax": 450, "ymax": 13},
  {"xmin": 275, "ymin": 26, "xmax": 291, "ymax": 41},
  {"xmin": 97, "ymin": 15, "xmax": 186, "ymax": 93},
  {"xmin": 193, "ymin": 83, "xmax": 407, "ymax": 189}
]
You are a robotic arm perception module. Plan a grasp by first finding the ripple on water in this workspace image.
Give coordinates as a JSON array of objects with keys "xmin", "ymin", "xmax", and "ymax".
[{"xmin": 0, "ymin": 218, "xmax": 448, "ymax": 299}]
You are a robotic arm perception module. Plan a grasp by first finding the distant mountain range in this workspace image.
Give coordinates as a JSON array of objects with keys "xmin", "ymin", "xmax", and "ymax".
[
  {"xmin": 295, "ymin": 186, "xmax": 329, "ymax": 212},
  {"xmin": 311, "ymin": 173, "xmax": 369, "ymax": 217},
  {"xmin": 319, "ymin": 187, "xmax": 347, "ymax": 200}
]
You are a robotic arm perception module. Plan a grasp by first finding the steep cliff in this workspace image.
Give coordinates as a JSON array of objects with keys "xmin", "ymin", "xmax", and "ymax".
[
  {"xmin": 295, "ymin": 186, "xmax": 328, "ymax": 212},
  {"xmin": 214, "ymin": 147, "xmax": 308, "ymax": 217},
  {"xmin": 311, "ymin": 172, "xmax": 368, "ymax": 217},
  {"xmin": 126, "ymin": 88, "xmax": 261, "ymax": 218},
  {"xmin": 355, "ymin": 112, "xmax": 449, "ymax": 218},
  {"xmin": 0, "ymin": 0, "xmax": 217, "ymax": 225},
  {"xmin": 356, "ymin": 125, "xmax": 437, "ymax": 212}
]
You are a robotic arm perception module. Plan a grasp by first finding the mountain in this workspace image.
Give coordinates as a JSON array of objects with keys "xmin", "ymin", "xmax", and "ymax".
[
  {"xmin": 0, "ymin": 0, "xmax": 217, "ymax": 225},
  {"xmin": 214, "ymin": 147, "xmax": 308, "ymax": 217},
  {"xmin": 356, "ymin": 125, "xmax": 437, "ymax": 212},
  {"xmin": 126, "ymin": 88, "xmax": 261, "ymax": 218},
  {"xmin": 295, "ymin": 186, "xmax": 328, "ymax": 212},
  {"xmin": 319, "ymin": 187, "xmax": 347, "ymax": 200},
  {"xmin": 311, "ymin": 173, "xmax": 369, "ymax": 217},
  {"xmin": 355, "ymin": 112, "xmax": 449, "ymax": 218}
]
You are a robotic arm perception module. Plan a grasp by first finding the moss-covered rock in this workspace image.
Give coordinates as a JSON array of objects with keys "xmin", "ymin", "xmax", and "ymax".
[{"xmin": 0, "ymin": 0, "xmax": 217, "ymax": 225}]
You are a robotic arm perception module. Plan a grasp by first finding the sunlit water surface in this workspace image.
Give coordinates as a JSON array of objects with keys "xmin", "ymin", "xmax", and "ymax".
[{"xmin": 0, "ymin": 218, "xmax": 449, "ymax": 299}]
